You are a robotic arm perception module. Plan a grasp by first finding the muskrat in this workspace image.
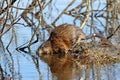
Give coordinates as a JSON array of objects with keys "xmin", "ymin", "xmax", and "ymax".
[
  {"xmin": 37, "ymin": 24, "xmax": 85, "ymax": 56},
  {"xmin": 38, "ymin": 40, "xmax": 52, "ymax": 56}
]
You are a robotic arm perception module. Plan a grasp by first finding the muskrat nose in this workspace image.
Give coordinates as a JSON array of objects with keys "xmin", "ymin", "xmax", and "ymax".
[{"xmin": 38, "ymin": 49, "xmax": 43, "ymax": 56}]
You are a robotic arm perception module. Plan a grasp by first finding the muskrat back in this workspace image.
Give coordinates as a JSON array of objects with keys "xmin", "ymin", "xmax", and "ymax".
[{"xmin": 50, "ymin": 24, "xmax": 85, "ymax": 53}]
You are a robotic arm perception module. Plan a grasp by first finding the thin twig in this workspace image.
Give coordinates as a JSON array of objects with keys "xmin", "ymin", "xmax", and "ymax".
[
  {"xmin": 51, "ymin": 0, "xmax": 76, "ymax": 26},
  {"xmin": 107, "ymin": 25, "xmax": 120, "ymax": 39},
  {"xmin": 80, "ymin": 0, "xmax": 90, "ymax": 29},
  {"xmin": 0, "ymin": 0, "xmax": 17, "ymax": 15}
]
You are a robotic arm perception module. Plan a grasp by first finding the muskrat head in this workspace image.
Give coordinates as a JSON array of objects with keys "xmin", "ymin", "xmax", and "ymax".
[{"xmin": 37, "ymin": 40, "xmax": 52, "ymax": 57}]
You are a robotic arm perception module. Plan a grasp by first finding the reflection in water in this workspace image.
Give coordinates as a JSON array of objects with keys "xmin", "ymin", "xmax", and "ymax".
[
  {"xmin": 39, "ymin": 54, "xmax": 83, "ymax": 80},
  {"xmin": 0, "ymin": 40, "xmax": 120, "ymax": 80},
  {"xmin": 38, "ymin": 41, "xmax": 120, "ymax": 80},
  {"xmin": 0, "ymin": 37, "xmax": 42, "ymax": 80},
  {"xmin": 38, "ymin": 52, "xmax": 120, "ymax": 80}
]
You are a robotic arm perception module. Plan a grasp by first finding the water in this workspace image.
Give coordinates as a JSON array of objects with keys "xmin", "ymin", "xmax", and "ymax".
[
  {"xmin": 0, "ymin": 26, "xmax": 120, "ymax": 80},
  {"xmin": 0, "ymin": 0, "xmax": 120, "ymax": 80},
  {"xmin": 0, "ymin": 20, "xmax": 120, "ymax": 80}
]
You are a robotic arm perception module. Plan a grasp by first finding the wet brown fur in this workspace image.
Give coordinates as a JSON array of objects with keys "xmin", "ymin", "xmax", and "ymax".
[{"xmin": 38, "ymin": 24, "xmax": 85, "ymax": 56}]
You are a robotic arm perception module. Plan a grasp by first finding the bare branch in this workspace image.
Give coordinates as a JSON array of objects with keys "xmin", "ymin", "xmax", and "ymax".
[
  {"xmin": 80, "ymin": 0, "xmax": 90, "ymax": 29},
  {"xmin": 51, "ymin": 0, "xmax": 76, "ymax": 26}
]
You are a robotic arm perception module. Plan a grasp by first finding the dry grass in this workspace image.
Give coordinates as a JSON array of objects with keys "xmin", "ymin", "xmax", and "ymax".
[{"xmin": 69, "ymin": 42, "xmax": 120, "ymax": 66}]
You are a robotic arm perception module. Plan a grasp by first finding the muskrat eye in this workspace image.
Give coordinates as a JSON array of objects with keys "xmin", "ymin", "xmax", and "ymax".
[{"xmin": 81, "ymin": 38, "xmax": 85, "ymax": 40}]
